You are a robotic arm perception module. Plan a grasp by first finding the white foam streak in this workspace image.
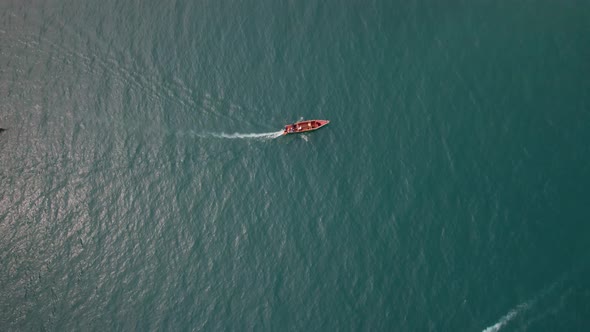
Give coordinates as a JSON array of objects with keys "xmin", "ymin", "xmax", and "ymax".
[
  {"xmin": 210, "ymin": 130, "xmax": 284, "ymax": 140},
  {"xmin": 482, "ymin": 302, "xmax": 529, "ymax": 332}
]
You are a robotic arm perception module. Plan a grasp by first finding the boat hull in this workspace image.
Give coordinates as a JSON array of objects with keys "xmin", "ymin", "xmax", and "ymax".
[{"xmin": 283, "ymin": 120, "xmax": 329, "ymax": 135}]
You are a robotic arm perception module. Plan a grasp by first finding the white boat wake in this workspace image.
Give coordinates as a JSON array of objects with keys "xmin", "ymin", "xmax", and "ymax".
[
  {"xmin": 482, "ymin": 302, "xmax": 529, "ymax": 332},
  {"xmin": 481, "ymin": 274, "xmax": 569, "ymax": 332},
  {"xmin": 207, "ymin": 130, "xmax": 284, "ymax": 140}
]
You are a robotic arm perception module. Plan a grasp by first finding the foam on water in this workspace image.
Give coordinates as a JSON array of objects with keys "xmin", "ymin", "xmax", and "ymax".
[
  {"xmin": 481, "ymin": 275, "xmax": 571, "ymax": 332},
  {"xmin": 208, "ymin": 130, "xmax": 285, "ymax": 140},
  {"xmin": 176, "ymin": 130, "xmax": 285, "ymax": 140},
  {"xmin": 482, "ymin": 302, "xmax": 529, "ymax": 332}
]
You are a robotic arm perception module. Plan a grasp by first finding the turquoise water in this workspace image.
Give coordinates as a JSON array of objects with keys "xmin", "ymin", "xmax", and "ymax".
[{"xmin": 1, "ymin": 1, "xmax": 590, "ymax": 330}]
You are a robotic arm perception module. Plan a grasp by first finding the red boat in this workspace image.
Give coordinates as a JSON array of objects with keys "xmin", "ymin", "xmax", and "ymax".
[{"xmin": 283, "ymin": 120, "xmax": 330, "ymax": 135}]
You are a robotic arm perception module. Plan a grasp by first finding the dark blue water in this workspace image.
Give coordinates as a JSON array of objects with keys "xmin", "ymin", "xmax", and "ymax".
[{"xmin": 1, "ymin": 1, "xmax": 589, "ymax": 330}]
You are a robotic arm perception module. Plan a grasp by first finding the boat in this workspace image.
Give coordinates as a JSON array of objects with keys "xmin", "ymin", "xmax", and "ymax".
[{"xmin": 283, "ymin": 120, "xmax": 329, "ymax": 135}]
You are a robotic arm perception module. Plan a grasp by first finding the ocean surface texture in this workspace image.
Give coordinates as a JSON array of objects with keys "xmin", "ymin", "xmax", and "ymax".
[{"xmin": 1, "ymin": 1, "xmax": 589, "ymax": 331}]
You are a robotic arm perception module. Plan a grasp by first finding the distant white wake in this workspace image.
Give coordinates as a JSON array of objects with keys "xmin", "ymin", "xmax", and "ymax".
[
  {"xmin": 480, "ymin": 274, "xmax": 571, "ymax": 332},
  {"xmin": 189, "ymin": 130, "xmax": 283, "ymax": 140},
  {"xmin": 482, "ymin": 302, "xmax": 529, "ymax": 332},
  {"xmin": 209, "ymin": 130, "xmax": 284, "ymax": 140}
]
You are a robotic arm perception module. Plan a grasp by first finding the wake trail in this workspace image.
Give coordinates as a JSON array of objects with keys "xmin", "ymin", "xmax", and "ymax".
[
  {"xmin": 206, "ymin": 130, "xmax": 284, "ymax": 140},
  {"xmin": 481, "ymin": 274, "xmax": 570, "ymax": 332},
  {"xmin": 482, "ymin": 302, "xmax": 529, "ymax": 332}
]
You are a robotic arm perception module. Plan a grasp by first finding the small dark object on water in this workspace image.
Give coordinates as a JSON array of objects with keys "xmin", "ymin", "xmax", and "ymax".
[{"xmin": 0, "ymin": 128, "xmax": 5, "ymax": 133}]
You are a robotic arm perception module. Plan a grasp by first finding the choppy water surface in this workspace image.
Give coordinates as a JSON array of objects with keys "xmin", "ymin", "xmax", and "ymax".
[{"xmin": 1, "ymin": 1, "xmax": 589, "ymax": 330}]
